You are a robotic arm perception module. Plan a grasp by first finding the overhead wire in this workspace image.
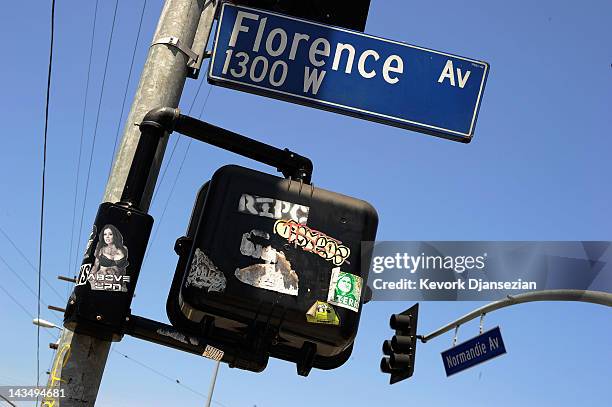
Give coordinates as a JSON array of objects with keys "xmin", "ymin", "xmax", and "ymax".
[
  {"xmin": 111, "ymin": 348, "xmax": 206, "ymax": 397},
  {"xmin": 154, "ymin": 85, "xmax": 214, "ymax": 238},
  {"xmin": 143, "ymin": 80, "xmax": 212, "ymax": 268},
  {"xmin": 149, "ymin": 0, "xmax": 199, "ymax": 207},
  {"xmin": 0, "ymin": 282, "xmax": 60, "ymax": 341},
  {"xmin": 37, "ymin": 0, "xmax": 56, "ymax": 388},
  {"xmin": 107, "ymin": 0, "xmax": 149, "ymax": 180},
  {"xmin": 73, "ymin": 0, "xmax": 120, "ymax": 277},
  {"xmin": 68, "ymin": 0, "xmax": 100, "ymax": 287},
  {"xmin": 0, "ymin": 225, "xmax": 64, "ymax": 301},
  {"xmin": 0, "ymin": 255, "xmax": 56, "ymax": 313},
  {"xmin": 23, "ymin": 2, "xmax": 228, "ymax": 404}
]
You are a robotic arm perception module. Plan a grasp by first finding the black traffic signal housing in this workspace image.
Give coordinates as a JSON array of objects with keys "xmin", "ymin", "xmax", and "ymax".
[
  {"xmin": 229, "ymin": 0, "xmax": 372, "ymax": 32},
  {"xmin": 381, "ymin": 303, "xmax": 419, "ymax": 384},
  {"xmin": 167, "ymin": 165, "xmax": 378, "ymax": 376}
]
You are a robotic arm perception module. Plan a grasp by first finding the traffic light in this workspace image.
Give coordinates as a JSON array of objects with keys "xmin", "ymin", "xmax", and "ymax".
[
  {"xmin": 229, "ymin": 0, "xmax": 371, "ymax": 31},
  {"xmin": 381, "ymin": 303, "xmax": 419, "ymax": 384},
  {"xmin": 167, "ymin": 164, "xmax": 378, "ymax": 376}
]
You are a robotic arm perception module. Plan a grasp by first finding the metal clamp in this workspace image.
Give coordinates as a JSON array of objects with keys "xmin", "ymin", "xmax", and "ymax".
[
  {"xmin": 479, "ymin": 313, "xmax": 486, "ymax": 334},
  {"xmin": 152, "ymin": 36, "xmax": 199, "ymax": 67},
  {"xmin": 452, "ymin": 325, "xmax": 459, "ymax": 347}
]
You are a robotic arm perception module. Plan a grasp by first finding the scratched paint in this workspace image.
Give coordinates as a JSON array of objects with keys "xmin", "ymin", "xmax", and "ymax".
[
  {"xmin": 156, "ymin": 328, "xmax": 199, "ymax": 346},
  {"xmin": 186, "ymin": 248, "xmax": 227, "ymax": 292}
]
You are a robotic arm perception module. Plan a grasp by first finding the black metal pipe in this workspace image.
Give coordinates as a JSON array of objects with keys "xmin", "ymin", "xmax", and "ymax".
[
  {"xmin": 175, "ymin": 114, "xmax": 313, "ymax": 184},
  {"xmin": 120, "ymin": 108, "xmax": 179, "ymax": 208},
  {"xmin": 120, "ymin": 106, "xmax": 314, "ymax": 209},
  {"xmin": 125, "ymin": 314, "xmax": 214, "ymax": 358}
]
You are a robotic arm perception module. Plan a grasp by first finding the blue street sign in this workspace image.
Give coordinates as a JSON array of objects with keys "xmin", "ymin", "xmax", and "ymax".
[
  {"xmin": 208, "ymin": 3, "xmax": 489, "ymax": 142},
  {"xmin": 441, "ymin": 327, "xmax": 507, "ymax": 376}
]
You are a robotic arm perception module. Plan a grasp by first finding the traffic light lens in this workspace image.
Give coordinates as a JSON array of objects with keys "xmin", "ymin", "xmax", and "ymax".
[
  {"xmin": 390, "ymin": 314, "xmax": 412, "ymax": 330},
  {"xmin": 391, "ymin": 335, "xmax": 412, "ymax": 351},
  {"xmin": 382, "ymin": 339, "xmax": 393, "ymax": 355},
  {"xmin": 389, "ymin": 353, "xmax": 411, "ymax": 369},
  {"xmin": 380, "ymin": 356, "xmax": 393, "ymax": 373}
]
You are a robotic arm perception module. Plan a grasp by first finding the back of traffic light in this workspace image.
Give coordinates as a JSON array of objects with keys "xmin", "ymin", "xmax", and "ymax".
[
  {"xmin": 381, "ymin": 303, "xmax": 419, "ymax": 384},
  {"xmin": 169, "ymin": 164, "xmax": 378, "ymax": 376}
]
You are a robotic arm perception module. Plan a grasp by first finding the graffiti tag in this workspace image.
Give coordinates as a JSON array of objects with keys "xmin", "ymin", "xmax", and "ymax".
[
  {"xmin": 238, "ymin": 193, "xmax": 309, "ymax": 224},
  {"xmin": 273, "ymin": 220, "xmax": 350, "ymax": 266}
]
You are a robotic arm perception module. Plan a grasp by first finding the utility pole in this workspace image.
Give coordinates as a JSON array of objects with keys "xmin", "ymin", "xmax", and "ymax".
[{"xmin": 45, "ymin": 1, "xmax": 218, "ymax": 405}]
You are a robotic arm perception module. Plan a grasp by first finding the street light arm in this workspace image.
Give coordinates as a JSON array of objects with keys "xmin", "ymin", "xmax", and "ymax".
[{"xmin": 419, "ymin": 290, "xmax": 612, "ymax": 343}]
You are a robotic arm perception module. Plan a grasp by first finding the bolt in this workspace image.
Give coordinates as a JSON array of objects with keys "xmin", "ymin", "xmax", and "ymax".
[
  {"xmin": 96, "ymin": 315, "xmax": 102, "ymax": 321},
  {"xmin": 127, "ymin": 211, "xmax": 132, "ymax": 217},
  {"xmin": 69, "ymin": 300, "xmax": 75, "ymax": 305},
  {"xmin": 125, "ymin": 316, "xmax": 130, "ymax": 321}
]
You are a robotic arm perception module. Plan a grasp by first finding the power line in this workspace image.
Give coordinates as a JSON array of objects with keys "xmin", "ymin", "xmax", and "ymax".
[
  {"xmin": 0, "ymin": 225, "xmax": 64, "ymax": 301},
  {"xmin": 143, "ymin": 81, "xmax": 213, "ymax": 268},
  {"xmin": 111, "ymin": 348, "xmax": 209, "ymax": 399},
  {"xmin": 150, "ymin": 86, "xmax": 214, "ymax": 245},
  {"xmin": 0, "ymin": 283, "xmax": 59, "ymax": 341},
  {"xmin": 74, "ymin": 0, "xmax": 120, "ymax": 276},
  {"xmin": 150, "ymin": 74, "xmax": 208, "ymax": 205},
  {"xmin": 0, "ymin": 255, "xmax": 55, "ymax": 312},
  {"xmin": 38, "ymin": 0, "xmax": 56, "ymax": 388},
  {"xmin": 68, "ymin": 0, "xmax": 100, "ymax": 288},
  {"xmin": 108, "ymin": 0, "xmax": 149, "ymax": 180}
]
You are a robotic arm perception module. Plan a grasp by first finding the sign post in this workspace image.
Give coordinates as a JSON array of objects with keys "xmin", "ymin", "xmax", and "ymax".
[{"xmin": 209, "ymin": 3, "xmax": 490, "ymax": 142}]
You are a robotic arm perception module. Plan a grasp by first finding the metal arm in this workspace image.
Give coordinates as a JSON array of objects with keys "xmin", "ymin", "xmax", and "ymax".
[
  {"xmin": 120, "ymin": 107, "xmax": 313, "ymax": 208},
  {"xmin": 419, "ymin": 290, "xmax": 612, "ymax": 343}
]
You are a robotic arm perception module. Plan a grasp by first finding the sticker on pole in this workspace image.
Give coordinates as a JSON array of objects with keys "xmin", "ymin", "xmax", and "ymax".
[{"xmin": 327, "ymin": 268, "xmax": 362, "ymax": 312}]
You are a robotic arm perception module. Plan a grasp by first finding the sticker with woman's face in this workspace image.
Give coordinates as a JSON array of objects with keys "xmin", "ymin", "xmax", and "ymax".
[
  {"xmin": 88, "ymin": 224, "xmax": 130, "ymax": 292},
  {"xmin": 327, "ymin": 267, "xmax": 362, "ymax": 312}
]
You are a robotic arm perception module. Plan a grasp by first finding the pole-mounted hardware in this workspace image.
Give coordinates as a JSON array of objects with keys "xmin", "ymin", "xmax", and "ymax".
[
  {"xmin": 420, "ymin": 290, "xmax": 612, "ymax": 343},
  {"xmin": 65, "ymin": 106, "xmax": 314, "ymax": 354},
  {"xmin": 152, "ymin": 36, "xmax": 199, "ymax": 65},
  {"xmin": 150, "ymin": 0, "xmax": 218, "ymax": 79},
  {"xmin": 121, "ymin": 107, "xmax": 313, "ymax": 208}
]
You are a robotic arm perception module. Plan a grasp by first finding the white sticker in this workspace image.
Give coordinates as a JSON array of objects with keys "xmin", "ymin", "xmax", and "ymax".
[
  {"xmin": 186, "ymin": 248, "xmax": 227, "ymax": 292},
  {"xmin": 235, "ymin": 229, "xmax": 299, "ymax": 295},
  {"xmin": 202, "ymin": 345, "xmax": 224, "ymax": 361},
  {"xmin": 238, "ymin": 193, "xmax": 309, "ymax": 224}
]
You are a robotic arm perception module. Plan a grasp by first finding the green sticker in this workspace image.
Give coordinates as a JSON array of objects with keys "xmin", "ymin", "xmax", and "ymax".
[
  {"xmin": 306, "ymin": 301, "xmax": 340, "ymax": 325},
  {"xmin": 327, "ymin": 267, "xmax": 362, "ymax": 312}
]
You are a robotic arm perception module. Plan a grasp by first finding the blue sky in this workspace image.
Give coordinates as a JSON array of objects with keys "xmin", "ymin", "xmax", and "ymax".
[{"xmin": 0, "ymin": 0, "xmax": 610, "ymax": 406}]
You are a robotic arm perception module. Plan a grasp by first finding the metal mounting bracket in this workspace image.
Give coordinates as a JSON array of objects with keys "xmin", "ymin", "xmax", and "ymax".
[{"xmin": 152, "ymin": 36, "xmax": 199, "ymax": 67}]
